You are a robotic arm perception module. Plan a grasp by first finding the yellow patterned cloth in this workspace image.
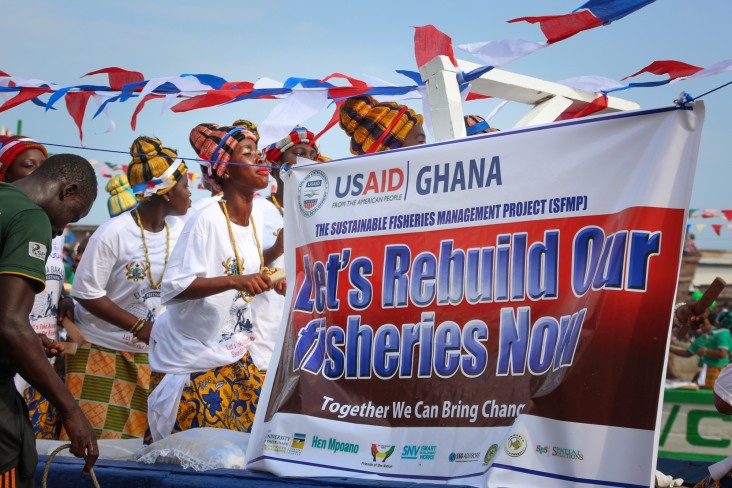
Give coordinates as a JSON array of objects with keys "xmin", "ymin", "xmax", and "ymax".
[
  {"xmin": 695, "ymin": 471, "xmax": 732, "ymax": 487},
  {"xmin": 61, "ymin": 343, "xmax": 150, "ymax": 440},
  {"xmin": 705, "ymin": 366, "xmax": 724, "ymax": 389},
  {"xmin": 22, "ymin": 385, "xmax": 60, "ymax": 440},
  {"xmin": 144, "ymin": 353, "xmax": 264, "ymax": 444}
]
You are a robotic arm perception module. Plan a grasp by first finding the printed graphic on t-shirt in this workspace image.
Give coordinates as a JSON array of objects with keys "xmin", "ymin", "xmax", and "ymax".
[
  {"xmin": 222, "ymin": 256, "xmax": 243, "ymax": 276},
  {"xmin": 28, "ymin": 241, "xmax": 47, "ymax": 260},
  {"xmin": 125, "ymin": 260, "xmax": 149, "ymax": 282},
  {"xmin": 220, "ymin": 292, "xmax": 253, "ymax": 344}
]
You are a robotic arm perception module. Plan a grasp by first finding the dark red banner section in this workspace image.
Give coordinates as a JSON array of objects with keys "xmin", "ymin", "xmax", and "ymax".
[{"xmin": 267, "ymin": 206, "xmax": 684, "ymax": 431}]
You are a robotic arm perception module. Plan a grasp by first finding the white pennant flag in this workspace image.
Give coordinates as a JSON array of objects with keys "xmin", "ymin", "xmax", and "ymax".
[{"xmin": 457, "ymin": 39, "xmax": 547, "ymax": 67}]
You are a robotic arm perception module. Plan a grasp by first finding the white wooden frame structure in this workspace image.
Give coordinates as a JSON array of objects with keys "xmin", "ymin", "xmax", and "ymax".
[{"xmin": 419, "ymin": 55, "xmax": 640, "ymax": 142}]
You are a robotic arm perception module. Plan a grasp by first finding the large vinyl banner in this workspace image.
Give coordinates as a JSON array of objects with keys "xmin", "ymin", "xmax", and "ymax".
[{"xmin": 246, "ymin": 104, "xmax": 705, "ymax": 487}]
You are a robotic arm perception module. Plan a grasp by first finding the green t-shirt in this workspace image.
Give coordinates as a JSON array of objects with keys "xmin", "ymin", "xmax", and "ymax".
[
  {"xmin": 689, "ymin": 327, "xmax": 732, "ymax": 368},
  {"xmin": 0, "ymin": 182, "xmax": 52, "ymax": 293}
]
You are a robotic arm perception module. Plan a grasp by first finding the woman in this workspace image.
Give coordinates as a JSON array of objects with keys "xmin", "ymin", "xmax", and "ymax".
[
  {"xmin": 67, "ymin": 136, "xmax": 190, "ymax": 439},
  {"xmin": 339, "ymin": 95, "xmax": 426, "ymax": 154},
  {"xmin": 147, "ymin": 123, "xmax": 283, "ymax": 442},
  {"xmin": 1, "ymin": 135, "xmax": 66, "ymax": 439}
]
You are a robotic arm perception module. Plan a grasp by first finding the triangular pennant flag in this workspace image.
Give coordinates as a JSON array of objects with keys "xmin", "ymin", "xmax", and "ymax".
[
  {"xmin": 722, "ymin": 210, "xmax": 732, "ymax": 221},
  {"xmin": 131, "ymin": 94, "xmax": 164, "ymax": 130},
  {"xmin": 65, "ymin": 91, "xmax": 94, "ymax": 143},
  {"xmin": 0, "ymin": 87, "xmax": 51, "ymax": 112},
  {"xmin": 577, "ymin": 0, "xmax": 657, "ymax": 23},
  {"xmin": 621, "ymin": 60, "xmax": 703, "ymax": 81},
  {"xmin": 712, "ymin": 224, "xmax": 723, "ymax": 236},
  {"xmin": 83, "ymin": 67, "xmax": 145, "ymax": 91},
  {"xmin": 696, "ymin": 223, "xmax": 706, "ymax": 233},
  {"xmin": 558, "ymin": 95, "xmax": 608, "ymax": 120},
  {"xmin": 702, "ymin": 209, "xmax": 718, "ymax": 219},
  {"xmin": 689, "ymin": 208, "xmax": 698, "ymax": 217},
  {"xmin": 413, "ymin": 25, "xmax": 457, "ymax": 68},
  {"xmin": 508, "ymin": 11, "xmax": 603, "ymax": 44}
]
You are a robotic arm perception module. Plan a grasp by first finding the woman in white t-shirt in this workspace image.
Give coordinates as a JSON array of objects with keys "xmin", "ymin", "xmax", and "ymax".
[
  {"xmin": 147, "ymin": 123, "xmax": 282, "ymax": 443},
  {"xmin": 67, "ymin": 136, "xmax": 191, "ymax": 440}
]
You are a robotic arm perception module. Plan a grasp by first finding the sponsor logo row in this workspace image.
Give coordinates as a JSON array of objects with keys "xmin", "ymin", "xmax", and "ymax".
[
  {"xmin": 263, "ymin": 432, "xmax": 583, "ymax": 469},
  {"xmin": 505, "ymin": 433, "xmax": 584, "ymax": 461}
]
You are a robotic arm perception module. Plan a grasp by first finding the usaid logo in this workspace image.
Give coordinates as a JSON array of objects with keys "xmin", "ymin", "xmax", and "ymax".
[{"xmin": 298, "ymin": 170, "xmax": 329, "ymax": 217}]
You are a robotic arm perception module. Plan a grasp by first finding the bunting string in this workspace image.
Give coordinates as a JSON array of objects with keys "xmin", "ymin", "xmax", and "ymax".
[{"xmin": 2, "ymin": 1, "xmax": 731, "ymax": 145}]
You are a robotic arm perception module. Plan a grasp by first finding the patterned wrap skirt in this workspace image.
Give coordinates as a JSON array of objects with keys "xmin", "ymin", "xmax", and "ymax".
[
  {"xmin": 144, "ymin": 352, "xmax": 265, "ymax": 444},
  {"xmin": 22, "ymin": 386, "xmax": 60, "ymax": 440},
  {"xmin": 61, "ymin": 343, "xmax": 150, "ymax": 440}
]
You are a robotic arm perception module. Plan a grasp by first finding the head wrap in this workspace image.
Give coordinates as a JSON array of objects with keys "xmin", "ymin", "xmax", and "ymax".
[
  {"xmin": 232, "ymin": 119, "xmax": 260, "ymax": 141},
  {"xmin": 263, "ymin": 127, "xmax": 319, "ymax": 163},
  {"xmin": 464, "ymin": 115, "xmax": 498, "ymax": 136},
  {"xmin": 189, "ymin": 124, "xmax": 258, "ymax": 190},
  {"xmin": 127, "ymin": 136, "xmax": 187, "ymax": 200},
  {"xmin": 0, "ymin": 135, "xmax": 48, "ymax": 181},
  {"xmin": 339, "ymin": 96, "xmax": 423, "ymax": 155},
  {"xmin": 106, "ymin": 174, "xmax": 138, "ymax": 217}
]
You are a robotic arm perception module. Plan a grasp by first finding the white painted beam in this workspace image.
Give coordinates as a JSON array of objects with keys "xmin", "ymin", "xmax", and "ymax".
[{"xmin": 419, "ymin": 56, "xmax": 467, "ymax": 142}]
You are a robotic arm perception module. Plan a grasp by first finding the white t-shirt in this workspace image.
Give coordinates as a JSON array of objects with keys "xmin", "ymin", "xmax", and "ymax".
[
  {"xmin": 176, "ymin": 194, "xmax": 221, "ymax": 226},
  {"xmin": 71, "ymin": 212, "xmax": 183, "ymax": 353},
  {"xmin": 249, "ymin": 198, "xmax": 285, "ymax": 371},
  {"xmin": 16, "ymin": 236, "xmax": 65, "ymax": 394},
  {"xmin": 149, "ymin": 201, "xmax": 265, "ymax": 373},
  {"xmin": 29, "ymin": 235, "xmax": 65, "ymax": 341}
]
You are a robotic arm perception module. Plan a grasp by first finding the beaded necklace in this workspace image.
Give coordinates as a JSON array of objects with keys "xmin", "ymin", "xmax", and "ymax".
[
  {"xmin": 133, "ymin": 209, "xmax": 170, "ymax": 290},
  {"xmin": 219, "ymin": 199, "xmax": 265, "ymax": 302},
  {"xmin": 270, "ymin": 194, "xmax": 284, "ymax": 216}
]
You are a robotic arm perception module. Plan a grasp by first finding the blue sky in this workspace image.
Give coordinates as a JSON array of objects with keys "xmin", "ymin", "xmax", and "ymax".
[{"xmin": 2, "ymin": 0, "xmax": 731, "ymax": 247}]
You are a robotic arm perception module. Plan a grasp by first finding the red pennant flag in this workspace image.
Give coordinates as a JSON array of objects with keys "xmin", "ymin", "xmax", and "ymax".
[
  {"xmin": 65, "ymin": 91, "xmax": 93, "ymax": 142},
  {"xmin": 131, "ymin": 94, "xmax": 164, "ymax": 130},
  {"xmin": 83, "ymin": 67, "xmax": 145, "ymax": 90},
  {"xmin": 321, "ymin": 73, "xmax": 368, "ymax": 88},
  {"xmin": 413, "ymin": 25, "xmax": 457, "ymax": 68},
  {"xmin": 0, "ymin": 69, "xmax": 9, "ymax": 77},
  {"xmin": 0, "ymin": 87, "xmax": 51, "ymax": 112},
  {"xmin": 466, "ymin": 93, "xmax": 491, "ymax": 101},
  {"xmin": 313, "ymin": 100, "xmax": 346, "ymax": 141},
  {"xmin": 721, "ymin": 210, "xmax": 732, "ymax": 221},
  {"xmin": 555, "ymin": 95, "xmax": 609, "ymax": 121},
  {"xmin": 712, "ymin": 224, "xmax": 723, "ymax": 236},
  {"xmin": 508, "ymin": 11, "xmax": 603, "ymax": 44},
  {"xmin": 621, "ymin": 60, "xmax": 703, "ymax": 81},
  {"xmin": 171, "ymin": 86, "xmax": 254, "ymax": 113}
]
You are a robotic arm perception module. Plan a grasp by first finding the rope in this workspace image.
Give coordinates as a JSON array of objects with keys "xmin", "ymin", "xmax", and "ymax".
[
  {"xmin": 42, "ymin": 443, "xmax": 100, "ymax": 488},
  {"xmin": 675, "ymin": 79, "xmax": 732, "ymax": 107},
  {"xmin": 33, "ymin": 141, "xmax": 277, "ymax": 170}
]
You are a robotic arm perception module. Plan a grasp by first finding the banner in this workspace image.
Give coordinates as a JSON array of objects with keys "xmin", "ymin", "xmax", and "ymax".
[{"xmin": 246, "ymin": 103, "xmax": 705, "ymax": 487}]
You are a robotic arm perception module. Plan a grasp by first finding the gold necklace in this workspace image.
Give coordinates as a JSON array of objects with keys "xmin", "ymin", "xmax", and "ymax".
[
  {"xmin": 270, "ymin": 195, "xmax": 284, "ymax": 216},
  {"xmin": 133, "ymin": 209, "xmax": 170, "ymax": 290},
  {"xmin": 219, "ymin": 199, "xmax": 265, "ymax": 302}
]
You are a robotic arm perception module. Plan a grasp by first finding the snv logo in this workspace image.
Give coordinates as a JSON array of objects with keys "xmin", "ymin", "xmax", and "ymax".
[{"xmin": 335, "ymin": 168, "xmax": 404, "ymax": 198}]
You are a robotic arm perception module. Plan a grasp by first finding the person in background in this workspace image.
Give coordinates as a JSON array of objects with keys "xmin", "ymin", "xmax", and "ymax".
[
  {"xmin": 106, "ymin": 173, "xmax": 138, "ymax": 218},
  {"xmin": 147, "ymin": 123, "xmax": 280, "ymax": 443},
  {"xmin": 675, "ymin": 300, "xmax": 732, "ymax": 487},
  {"xmin": 464, "ymin": 114, "xmax": 500, "ymax": 136},
  {"xmin": 0, "ymin": 153, "xmax": 99, "ymax": 486},
  {"xmin": 670, "ymin": 313, "xmax": 731, "ymax": 389},
  {"xmin": 67, "ymin": 137, "xmax": 190, "ymax": 440},
  {"xmin": 339, "ymin": 95, "xmax": 425, "ymax": 154},
  {"xmin": 1, "ymin": 136, "xmax": 70, "ymax": 440}
]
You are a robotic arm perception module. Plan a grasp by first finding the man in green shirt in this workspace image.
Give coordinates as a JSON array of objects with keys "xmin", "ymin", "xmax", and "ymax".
[
  {"xmin": 0, "ymin": 153, "xmax": 99, "ymax": 487},
  {"xmin": 670, "ymin": 315, "xmax": 731, "ymax": 389}
]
